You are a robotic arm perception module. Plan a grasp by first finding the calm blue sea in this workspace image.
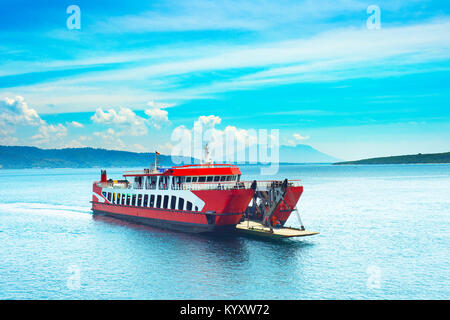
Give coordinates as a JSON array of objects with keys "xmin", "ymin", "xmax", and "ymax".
[{"xmin": 0, "ymin": 164, "xmax": 449, "ymax": 299}]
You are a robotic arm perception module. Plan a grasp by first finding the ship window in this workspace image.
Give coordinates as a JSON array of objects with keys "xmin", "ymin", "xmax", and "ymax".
[
  {"xmin": 143, "ymin": 195, "xmax": 148, "ymax": 207},
  {"xmin": 226, "ymin": 176, "xmax": 232, "ymax": 181},
  {"xmin": 132, "ymin": 194, "xmax": 136, "ymax": 206},
  {"xmin": 121, "ymin": 194, "xmax": 125, "ymax": 205},
  {"xmin": 150, "ymin": 195, "xmax": 155, "ymax": 207},
  {"xmin": 163, "ymin": 195, "xmax": 169, "ymax": 209},
  {"xmin": 186, "ymin": 177, "xmax": 191, "ymax": 183},
  {"xmin": 107, "ymin": 192, "xmax": 112, "ymax": 201},
  {"xmin": 156, "ymin": 195, "xmax": 162, "ymax": 208},
  {"xmin": 159, "ymin": 176, "xmax": 169, "ymax": 190},
  {"xmin": 214, "ymin": 176, "xmax": 220, "ymax": 182},
  {"xmin": 126, "ymin": 194, "xmax": 131, "ymax": 206},
  {"xmin": 207, "ymin": 176, "xmax": 213, "ymax": 182},
  {"xmin": 170, "ymin": 196, "xmax": 176, "ymax": 209},
  {"xmin": 147, "ymin": 176, "xmax": 157, "ymax": 190},
  {"xmin": 178, "ymin": 198, "xmax": 184, "ymax": 210},
  {"xmin": 198, "ymin": 176, "xmax": 206, "ymax": 182},
  {"xmin": 102, "ymin": 192, "xmax": 106, "ymax": 197},
  {"xmin": 195, "ymin": 206, "xmax": 198, "ymax": 211},
  {"xmin": 137, "ymin": 194, "xmax": 142, "ymax": 207},
  {"xmin": 220, "ymin": 176, "xmax": 226, "ymax": 181},
  {"xmin": 192, "ymin": 177, "xmax": 197, "ymax": 182},
  {"xmin": 186, "ymin": 201, "xmax": 193, "ymax": 211}
]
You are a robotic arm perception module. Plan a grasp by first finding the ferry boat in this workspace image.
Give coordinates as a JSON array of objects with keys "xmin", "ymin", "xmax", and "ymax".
[{"xmin": 91, "ymin": 153, "xmax": 304, "ymax": 234}]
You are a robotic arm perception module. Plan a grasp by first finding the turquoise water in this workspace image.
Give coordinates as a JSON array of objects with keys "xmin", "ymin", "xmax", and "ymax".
[{"xmin": 0, "ymin": 164, "xmax": 449, "ymax": 299}]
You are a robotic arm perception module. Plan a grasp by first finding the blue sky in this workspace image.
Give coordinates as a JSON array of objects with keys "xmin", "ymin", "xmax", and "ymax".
[{"xmin": 0, "ymin": 0, "xmax": 449, "ymax": 161}]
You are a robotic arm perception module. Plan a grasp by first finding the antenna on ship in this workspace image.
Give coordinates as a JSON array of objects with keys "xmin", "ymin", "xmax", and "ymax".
[{"xmin": 204, "ymin": 144, "xmax": 212, "ymax": 165}]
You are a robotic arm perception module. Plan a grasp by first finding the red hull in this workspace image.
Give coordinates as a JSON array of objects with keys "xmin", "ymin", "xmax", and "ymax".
[
  {"xmin": 92, "ymin": 183, "xmax": 254, "ymax": 233},
  {"xmin": 272, "ymin": 186, "xmax": 304, "ymax": 226}
]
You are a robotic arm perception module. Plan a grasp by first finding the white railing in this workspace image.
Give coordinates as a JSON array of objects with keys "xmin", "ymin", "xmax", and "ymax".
[{"xmin": 98, "ymin": 179, "xmax": 302, "ymax": 191}]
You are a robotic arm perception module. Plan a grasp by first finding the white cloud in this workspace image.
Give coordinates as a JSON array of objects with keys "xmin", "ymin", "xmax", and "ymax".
[
  {"xmin": 60, "ymin": 19, "xmax": 450, "ymax": 100},
  {"xmin": 293, "ymin": 133, "xmax": 309, "ymax": 141},
  {"xmin": 93, "ymin": 129, "xmax": 126, "ymax": 150},
  {"xmin": 96, "ymin": 0, "xmax": 368, "ymax": 33},
  {"xmin": 171, "ymin": 115, "xmax": 262, "ymax": 162},
  {"xmin": 284, "ymin": 132, "xmax": 310, "ymax": 146},
  {"xmin": 145, "ymin": 107, "xmax": 170, "ymax": 129},
  {"xmin": 0, "ymin": 96, "xmax": 44, "ymax": 136},
  {"xmin": 68, "ymin": 121, "xmax": 84, "ymax": 128},
  {"xmin": 0, "ymin": 136, "xmax": 18, "ymax": 146},
  {"xmin": 91, "ymin": 106, "xmax": 148, "ymax": 136},
  {"xmin": 32, "ymin": 124, "xmax": 68, "ymax": 145}
]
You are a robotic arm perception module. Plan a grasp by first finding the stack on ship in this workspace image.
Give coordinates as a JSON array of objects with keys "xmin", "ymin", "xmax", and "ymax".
[{"xmin": 91, "ymin": 149, "xmax": 317, "ymax": 237}]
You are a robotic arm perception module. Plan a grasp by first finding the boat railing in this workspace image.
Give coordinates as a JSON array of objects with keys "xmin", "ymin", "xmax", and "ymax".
[
  {"xmin": 172, "ymin": 179, "xmax": 302, "ymax": 191},
  {"xmin": 98, "ymin": 179, "xmax": 302, "ymax": 191}
]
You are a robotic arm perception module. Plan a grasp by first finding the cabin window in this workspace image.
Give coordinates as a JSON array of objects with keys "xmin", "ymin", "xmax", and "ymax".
[
  {"xmin": 156, "ymin": 195, "xmax": 162, "ymax": 208},
  {"xmin": 195, "ymin": 206, "xmax": 198, "ymax": 211},
  {"xmin": 172, "ymin": 177, "xmax": 185, "ymax": 189},
  {"xmin": 178, "ymin": 198, "xmax": 184, "ymax": 210},
  {"xmin": 134, "ymin": 177, "xmax": 143, "ymax": 189},
  {"xmin": 150, "ymin": 195, "xmax": 155, "ymax": 207},
  {"xmin": 198, "ymin": 176, "xmax": 206, "ymax": 182},
  {"xmin": 143, "ymin": 195, "xmax": 148, "ymax": 207},
  {"xmin": 214, "ymin": 176, "xmax": 220, "ymax": 182},
  {"xmin": 107, "ymin": 192, "xmax": 112, "ymax": 202},
  {"xmin": 186, "ymin": 201, "xmax": 193, "ymax": 211},
  {"xmin": 192, "ymin": 177, "xmax": 197, "ymax": 182},
  {"xmin": 102, "ymin": 191, "xmax": 107, "ymax": 197},
  {"xmin": 186, "ymin": 177, "xmax": 191, "ymax": 183},
  {"xmin": 220, "ymin": 176, "xmax": 226, "ymax": 181},
  {"xmin": 163, "ymin": 195, "xmax": 169, "ymax": 209},
  {"xmin": 137, "ymin": 194, "xmax": 142, "ymax": 207},
  {"xmin": 237, "ymin": 174, "xmax": 241, "ymax": 182},
  {"xmin": 146, "ymin": 176, "xmax": 157, "ymax": 190},
  {"xmin": 170, "ymin": 196, "xmax": 176, "ymax": 209},
  {"xmin": 226, "ymin": 176, "xmax": 232, "ymax": 181},
  {"xmin": 159, "ymin": 176, "xmax": 169, "ymax": 190},
  {"xmin": 132, "ymin": 194, "xmax": 136, "ymax": 206},
  {"xmin": 207, "ymin": 176, "xmax": 213, "ymax": 182},
  {"xmin": 126, "ymin": 194, "xmax": 131, "ymax": 206},
  {"xmin": 121, "ymin": 194, "xmax": 125, "ymax": 205}
]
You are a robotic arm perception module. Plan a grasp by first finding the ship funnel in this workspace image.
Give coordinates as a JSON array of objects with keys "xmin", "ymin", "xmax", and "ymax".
[{"xmin": 100, "ymin": 170, "xmax": 107, "ymax": 183}]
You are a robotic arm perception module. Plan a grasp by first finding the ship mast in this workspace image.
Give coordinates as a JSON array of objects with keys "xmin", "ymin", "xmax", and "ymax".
[
  {"xmin": 153, "ymin": 151, "xmax": 160, "ymax": 172},
  {"xmin": 204, "ymin": 144, "xmax": 212, "ymax": 165}
]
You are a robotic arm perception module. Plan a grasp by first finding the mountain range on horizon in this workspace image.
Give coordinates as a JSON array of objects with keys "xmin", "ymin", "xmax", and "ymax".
[
  {"xmin": 0, "ymin": 144, "xmax": 340, "ymax": 169},
  {"xmin": 279, "ymin": 144, "xmax": 341, "ymax": 163}
]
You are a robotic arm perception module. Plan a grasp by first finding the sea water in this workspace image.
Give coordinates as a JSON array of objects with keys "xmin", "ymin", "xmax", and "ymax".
[{"xmin": 0, "ymin": 164, "xmax": 448, "ymax": 299}]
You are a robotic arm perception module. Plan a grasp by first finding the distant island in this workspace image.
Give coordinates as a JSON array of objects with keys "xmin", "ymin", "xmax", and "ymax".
[
  {"xmin": 0, "ymin": 146, "xmax": 194, "ymax": 169},
  {"xmin": 334, "ymin": 152, "xmax": 450, "ymax": 165}
]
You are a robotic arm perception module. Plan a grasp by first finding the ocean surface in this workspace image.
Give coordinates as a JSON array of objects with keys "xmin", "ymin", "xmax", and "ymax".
[{"xmin": 0, "ymin": 164, "xmax": 449, "ymax": 299}]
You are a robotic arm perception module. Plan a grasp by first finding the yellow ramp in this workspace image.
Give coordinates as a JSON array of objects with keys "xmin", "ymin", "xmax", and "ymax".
[{"xmin": 236, "ymin": 221, "xmax": 319, "ymax": 238}]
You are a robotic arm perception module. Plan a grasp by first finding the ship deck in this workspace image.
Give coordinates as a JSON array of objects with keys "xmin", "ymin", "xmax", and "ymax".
[{"xmin": 236, "ymin": 220, "xmax": 319, "ymax": 238}]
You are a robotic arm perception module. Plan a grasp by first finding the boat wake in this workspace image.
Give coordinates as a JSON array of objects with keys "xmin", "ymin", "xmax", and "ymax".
[{"xmin": 0, "ymin": 202, "xmax": 92, "ymax": 218}]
